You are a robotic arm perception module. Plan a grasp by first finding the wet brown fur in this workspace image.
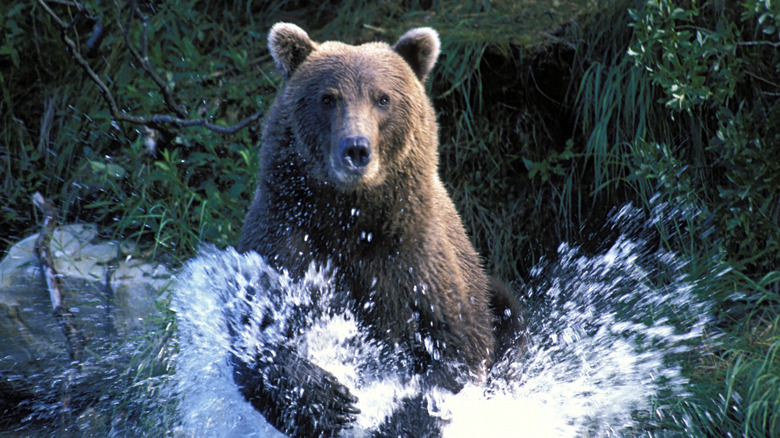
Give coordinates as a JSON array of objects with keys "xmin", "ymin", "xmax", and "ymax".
[{"xmin": 235, "ymin": 23, "xmax": 522, "ymax": 437}]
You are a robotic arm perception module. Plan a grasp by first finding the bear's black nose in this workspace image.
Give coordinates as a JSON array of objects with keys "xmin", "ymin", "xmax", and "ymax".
[{"xmin": 340, "ymin": 136, "xmax": 372, "ymax": 170}]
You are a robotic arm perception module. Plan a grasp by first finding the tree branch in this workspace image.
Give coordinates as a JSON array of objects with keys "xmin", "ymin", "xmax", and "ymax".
[
  {"xmin": 37, "ymin": 0, "xmax": 263, "ymax": 135},
  {"xmin": 32, "ymin": 194, "xmax": 83, "ymax": 433},
  {"xmin": 118, "ymin": 1, "xmax": 189, "ymax": 119},
  {"xmin": 32, "ymin": 192, "xmax": 85, "ymax": 363}
]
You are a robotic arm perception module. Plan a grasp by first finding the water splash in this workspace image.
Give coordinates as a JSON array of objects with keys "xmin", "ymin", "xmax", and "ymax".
[
  {"xmin": 172, "ymin": 205, "xmax": 715, "ymax": 437},
  {"xmin": 172, "ymin": 248, "xmax": 417, "ymax": 437},
  {"xmin": 440, "ymin": 243, "xmax": 711, "ymax": 437}
]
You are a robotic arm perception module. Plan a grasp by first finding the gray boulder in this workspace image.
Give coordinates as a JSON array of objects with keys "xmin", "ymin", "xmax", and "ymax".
[{"xmin": 0, "ymin": 223, "xmax": 172, "ymax": 423}]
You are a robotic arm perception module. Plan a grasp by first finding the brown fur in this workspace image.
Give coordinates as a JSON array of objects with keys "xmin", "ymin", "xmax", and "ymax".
[{"xmin": 235, "ymin": 23, "xmax": 522, "ymax": 437}]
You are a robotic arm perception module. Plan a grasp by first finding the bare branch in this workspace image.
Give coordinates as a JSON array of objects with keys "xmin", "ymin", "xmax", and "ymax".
[
  {"xmin": 32, "ymin": 191, "xmax": 84, "ymax": 431},
  {"xmin": 37, "ymin": 0, "xmax": 263, "ymax": 134},
  {"xmin": 39, "ymin": 0, "xmax": 68, "ymax": 28},
  {"xmin": 118, "ymin": 1, "xmax": 189, "ymax": 119},
  {"xmin": 142, "ymin": 111, "xmax": 265, "ymax": 134},
  {"xmin": 33, "ymin": 192, "xmax": 85, "ymax": 363}
]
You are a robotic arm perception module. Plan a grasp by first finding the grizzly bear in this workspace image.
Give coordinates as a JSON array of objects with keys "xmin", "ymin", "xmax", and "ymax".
[{"xmin": 234, "ymin": 22, "xmax": 524, "ymax": 437}]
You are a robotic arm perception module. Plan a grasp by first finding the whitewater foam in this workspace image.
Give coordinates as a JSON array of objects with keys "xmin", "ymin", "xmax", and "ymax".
[{"xmin": 173, "ymin": 212, "xmax": 713, "ymax": 437}]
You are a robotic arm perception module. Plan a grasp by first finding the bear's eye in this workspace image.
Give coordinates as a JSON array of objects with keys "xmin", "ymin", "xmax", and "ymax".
[
  {"xmin": 378, "ymin": 94, "xmax": 390, "ymax": 107},
  {"xmin": 321, "ymin": 95, "xmax": 335, "ymax": 106}
]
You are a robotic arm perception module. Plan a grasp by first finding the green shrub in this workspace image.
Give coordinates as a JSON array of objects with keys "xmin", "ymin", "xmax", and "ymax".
[{"xmin": 1, "ymin": 0, "xmax": 274, "ymax": 261}]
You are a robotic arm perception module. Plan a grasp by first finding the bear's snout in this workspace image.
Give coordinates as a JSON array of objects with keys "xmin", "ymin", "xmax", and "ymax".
[{"xmin": 339, "ymin": 136, "xmax": 372, "ymax": 171}]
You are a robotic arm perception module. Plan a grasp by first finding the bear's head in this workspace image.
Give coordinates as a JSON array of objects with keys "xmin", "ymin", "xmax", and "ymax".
[{"xmin": 268, "ymin": 23, "xmax": 441, "ymax": 191}]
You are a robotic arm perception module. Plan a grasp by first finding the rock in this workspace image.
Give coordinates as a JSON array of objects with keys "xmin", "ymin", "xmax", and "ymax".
[
  {"xmin": 0, "ymin": 223, "xmax": 172, "ymax": 422},
  {"xmin": 0, "ymin": 223, "xmax": 171, "ymax": 337}
]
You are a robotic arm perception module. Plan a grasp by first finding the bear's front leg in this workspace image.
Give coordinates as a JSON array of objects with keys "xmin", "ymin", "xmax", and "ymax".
[{"xmin": 230, "ymin": 345, "xmax": 360, "ymax": 437}]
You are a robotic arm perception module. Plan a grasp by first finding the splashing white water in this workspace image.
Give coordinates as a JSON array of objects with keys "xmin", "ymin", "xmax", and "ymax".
[
  {"xmin": 438, "ymin": 235, "xmax": 712, "ymax": 437},
  {"xmin": 172, "ymin": 248, "xmax": 418, "ymax": 437},
  {"xmin": 172, "ymin": 211, "xmax": 713, "ymax": 437}
]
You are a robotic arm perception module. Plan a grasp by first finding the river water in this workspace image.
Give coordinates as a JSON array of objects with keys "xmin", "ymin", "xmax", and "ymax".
[
  {"xmin": 6, "ymin": 204, "xmax": 718, "ymax": 436},
  {"xmin": 171, "ymin": 204, "xmax": 715, "ymax": 437}
]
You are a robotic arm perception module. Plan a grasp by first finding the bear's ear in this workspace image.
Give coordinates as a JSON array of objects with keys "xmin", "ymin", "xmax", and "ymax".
[
  {"xmin": 268, "ymin": 22, "xmax": 316, "ymax": 78},
  {"xmin": 393, "ymin": 27, "xmax": 440, "ymax": 83}
]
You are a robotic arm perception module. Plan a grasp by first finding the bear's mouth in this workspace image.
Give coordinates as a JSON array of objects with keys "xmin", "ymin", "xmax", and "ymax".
[{"xmin": 329, "ymin": 154, "xmax": 371, "ymax": 187}]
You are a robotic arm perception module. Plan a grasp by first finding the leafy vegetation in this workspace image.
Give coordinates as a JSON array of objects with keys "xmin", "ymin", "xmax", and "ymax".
[
  {"xmin": 1, "ymin": 0, "xmax": 778, "ymax": 436},
  {"xmin": 1, "ymin": 0, "xmax": 272, "ymax": 260}
]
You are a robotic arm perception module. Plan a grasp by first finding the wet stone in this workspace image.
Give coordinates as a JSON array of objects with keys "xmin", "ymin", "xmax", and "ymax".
[{"xmin": 0, "ymin": 223, "xmax": 172, "ymax": 419}]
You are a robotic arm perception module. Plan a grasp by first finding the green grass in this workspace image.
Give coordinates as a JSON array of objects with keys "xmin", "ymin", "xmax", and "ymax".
[{"xmin": 673, "ymin": 269, "xmax": 780, "ymax": 438}]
